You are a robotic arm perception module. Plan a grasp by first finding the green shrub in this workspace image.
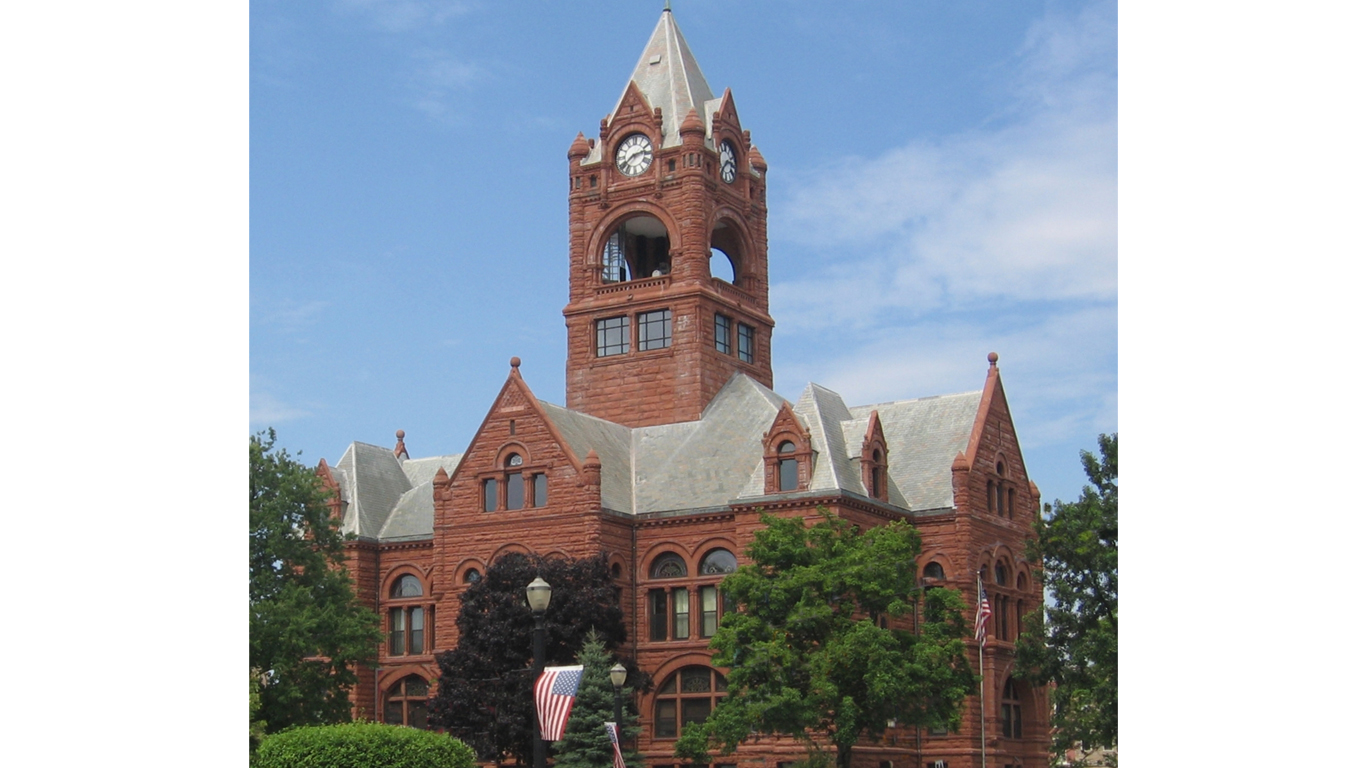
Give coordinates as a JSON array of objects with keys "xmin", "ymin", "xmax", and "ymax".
[{"xmin": 254, "ymin": 722, "xmax": 476, "ymax": 768}]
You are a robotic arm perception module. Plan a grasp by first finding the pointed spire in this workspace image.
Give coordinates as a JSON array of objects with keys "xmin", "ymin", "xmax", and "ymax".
[
  {"xmin": 679, "ymin": 107, "xmax": 704, "ymax": 136},
  {"xmin": 393, "ymin": 429, "xmax": 409, "ymax": 461},
  {"xmin": 568, "ymin": 132, "xmax": 591, "ymax": 160},
  {"xmin": 612, "ymin": 9, "xmax": 715, "ymax": 148}
]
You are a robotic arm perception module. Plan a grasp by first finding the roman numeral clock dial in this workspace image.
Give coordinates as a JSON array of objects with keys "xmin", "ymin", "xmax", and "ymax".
[
  {"xmin": 719, "ymin": 140, "xmax": 737, "ymax": 183},
  {"xmin": 615, "ymin": 133, "xmax": 654, "ymax": 177}
]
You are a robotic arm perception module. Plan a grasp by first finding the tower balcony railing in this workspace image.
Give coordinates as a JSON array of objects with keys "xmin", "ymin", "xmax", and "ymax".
[{"xmin": 596, "ymin": 274, "xmax": 671, "ymax": 296}]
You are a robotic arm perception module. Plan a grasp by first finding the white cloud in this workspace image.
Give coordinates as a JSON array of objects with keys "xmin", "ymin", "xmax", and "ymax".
[
  {"xmin": 336, "ymin": 0, "xmax": 475, "ymax": 33},
  {"xmin": 250, "ymin": 391, "xmax": 311, "ymax": 428},
  {"xmin": 410, "ymin": 49, "xmax": 483, "ymax": 120},
  {"xmin": 771, "ymin": 3, "xmax": 1116, "ymax": 332}
]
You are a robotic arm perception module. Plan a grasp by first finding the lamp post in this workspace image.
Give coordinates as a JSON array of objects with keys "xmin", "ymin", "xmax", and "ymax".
[
  {"xmin": 610, "ymin": 662, "xmax": 627, "ymax": 726},
  {"xmin": 527, "ymin": 577, "xmax": 552, "ymax": 768}
]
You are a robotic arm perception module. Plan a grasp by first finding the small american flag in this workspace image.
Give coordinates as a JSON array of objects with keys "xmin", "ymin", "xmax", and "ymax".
[
  {"xmin": 974, "ymin": 577, "xmax": 991, "ymax": 646},
  {"xmin": 534, "ymin": 665, "xmax": 583, "ymax": 741},
  {"xmin": 606, "ymin": 721, "xmax": 627, "ymax": 768}
]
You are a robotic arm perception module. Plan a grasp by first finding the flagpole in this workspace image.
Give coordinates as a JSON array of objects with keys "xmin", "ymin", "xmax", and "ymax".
[{"xmin": 978, "ymin": 574, "xmax": 986, "ymax": 768}]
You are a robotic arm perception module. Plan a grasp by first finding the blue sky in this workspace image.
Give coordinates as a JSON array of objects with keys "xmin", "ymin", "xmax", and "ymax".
[{"xmin": 250, "ymin": 0, "xmax": 1117, "ymax": 505}]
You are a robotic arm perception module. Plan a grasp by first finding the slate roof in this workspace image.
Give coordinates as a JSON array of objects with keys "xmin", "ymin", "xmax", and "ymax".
[{"xmin": 332, "ymin": 374, "xmax": 981, "ymax": 542}]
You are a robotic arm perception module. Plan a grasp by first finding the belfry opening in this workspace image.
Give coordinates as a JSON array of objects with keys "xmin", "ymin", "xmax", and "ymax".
[{"xmin": 601, "ymin": 215, "xmax": 671, "ymax": 283}]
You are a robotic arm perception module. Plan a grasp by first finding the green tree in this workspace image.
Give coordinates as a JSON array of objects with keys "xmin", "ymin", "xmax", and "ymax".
[
  {"xmin": 250, "ymin": 669, "xmax": 268, "ymax": 753},
  {"xmin": 1016, "ymin": 434, "xmax": 1118, "ymax": 756},
  {"xmin": 249, "ymin": 429, "xmax": 381, "ymax": 733},
  {"xmin": 428, "ymin": 552, "xmax": 644, "ymax": 764},
  {"xmin": 675, "ymin": 510, "xmax": 977, "ymax": 768},
  {"xmin": 554, "ymin": 631, "xmax": 641, "ymax": 768}
]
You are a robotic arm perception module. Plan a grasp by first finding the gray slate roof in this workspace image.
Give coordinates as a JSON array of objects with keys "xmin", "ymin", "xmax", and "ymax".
[{"xmin": 331, "ymin": 374, "xmax": 980, "ymax": 542}]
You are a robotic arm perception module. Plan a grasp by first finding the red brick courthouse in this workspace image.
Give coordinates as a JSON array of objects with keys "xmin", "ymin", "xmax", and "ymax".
[{"xmin": 315, "ymin": 10, "xmax": 1047, "ymax": 768}]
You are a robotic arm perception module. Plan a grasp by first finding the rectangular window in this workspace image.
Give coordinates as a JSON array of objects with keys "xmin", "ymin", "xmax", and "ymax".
[
  {"xmin": 681, "ymin": 698, "xmax": 711, "ymax": 726},
  {"xmin": 654, "ymin": 700, "xmax": 677, "ymax": 738},
  {"xmin": 389, "ymin": 608, "xmax": 405, "ymax": 655},
  {"xmin": 409, "ymin": 607, "xmax": 424, "ymax": 655},
  {"xmin": 714, "ymin": 313, "xmax": 732, "ymax": 354},
  {"xmin": 700, "ymin": 585, "xmax": 720, "ymax": 638},
  {"xmin": 533, "ymin": 473, "xmax": 547, "ymax": 507},
  {"xmin": 649, "ymin": 589, "xmax": 668, "ymax": 641},
  {"xmin": 638, "ymin": 309, "xmax": 672, "ymax": 351},
  {"xmin": 596, "ymin": 316, "xmax": 629, "ymax": 357},
  {"xmin": 507, "ymin": 472, "xmax": 524, "ymax": 510},
  {"xmin": 483, "ymin": 478, "xmax": 498, "ymax": 512},
  {"xmin": 738, "ymin": 323, "xmax": 754, "ymax": 363},
  {"xmin": 671, "ymin": 586, "xmax": 690, "ymax": 639}
]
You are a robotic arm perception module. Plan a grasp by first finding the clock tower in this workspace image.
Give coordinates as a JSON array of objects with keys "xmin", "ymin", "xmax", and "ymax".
[{"xmin": 563, "ymin": 8, "xmax": 775, "ymax": 428}]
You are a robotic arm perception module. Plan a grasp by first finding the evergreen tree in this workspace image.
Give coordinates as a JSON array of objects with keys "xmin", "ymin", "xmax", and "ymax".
[
  {"xmin": 554, "ymin": 632, "xmax": 641, "ymax": 768},
  {"xmin": 1016, "ymin": 434, "xmax": 1118, "ymax": 756},
  {"xmin": 249, "ymin": 429, "xmax": 382, "ymax": 732}
]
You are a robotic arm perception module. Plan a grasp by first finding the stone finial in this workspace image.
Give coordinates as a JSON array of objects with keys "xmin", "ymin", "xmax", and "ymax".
[
  {"xmin": 568, "ymin": 132, "xmax": 591, "ymax": 160},
  {"xmin": 988, "ymin": 351, "xmax": 999, "ymax": 367},
  {"xmin": 952, "ymin": 451, "xmax": 971, "ymax": 472},
  {"xmin": 510, "ymin": 356, "xmax": 521, "ymax": 369},
  {"xmin": 747, "ymin": 144, "xmax": 767, "ymax": 172},
  {"xmin": 583, "ymin": 448, "xmax": 602, "ymax": 487},
  {"xmin": 394, "ymin": 429, "xmax": 409, "ymax": 460},
  {"xmin": 679, "ymin": 107, "xmax": 705, "ymax": 135}
]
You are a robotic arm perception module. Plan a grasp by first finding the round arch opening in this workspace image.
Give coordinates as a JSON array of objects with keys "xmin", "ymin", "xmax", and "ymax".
[{"xmin": 602, "ymin": 215, "xmax": 671, "ymax": 283}]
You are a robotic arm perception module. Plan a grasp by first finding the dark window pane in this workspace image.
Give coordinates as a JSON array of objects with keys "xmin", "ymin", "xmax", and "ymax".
[
  {"xmin": 389, "ymin": 608, "xmax": 405, "ymax": 655},
  {"xmin": 680, "ymin": 667, "xmax": 712, "ymax": 693},
  {"xmin": 597, "ymin": 316, "xmax": 629, "ymax": 357},
  {"xmin": 714, "ymin": 314, "xmax": 732, "ymax": 354},
  {"xmin": 507, "ymin": 472, "xmax": 524, "ymax": 510},
  {"xmin": 638, "ymin": 309, "xmax": 672, "ymax": 351},
  {"xmin": 738, "ymin": 324, "xmax": 754, "ymax": 363},
  {"xmin": 483, "ymin": 478, "xmax": 498, "ymax": 512},
  {"xmin": 681, "ymin": 698, "xmax": 711, "ymax": 725},
  {"xmin": 651, "ymin": 553, "xmax": 687, "ymax": 579},
  {"xmin": 658, "ymin": 674, "xmax": 677, "ymax": 695},
  {"xmin": 924, "ymin": 562, "xmax": 945, "ymax": 580},
  {"xmin": 533, "ymin": 474, "xmax": 547, "ymax": 507},
  {"xmin": 700, "ymin": 549, "xmax": 736, "ymax": 574},
  {"xmin": 655, "ymin": 700, "xmax": 677, "ymax": 737},
  {"xmin": 410, "ymin": 700, "xmax": 429, "ymax": 729},
  {"xmin": 779, "ymin": 457, "xmax": 797, "ymax": 491},
  {"xmin": 391, "ymin": 575, "xmax": 423, "ymax": 598},
  {"xmin": 406, "ymin": 675, "xmax": 429, "ymax": 697},
  {"xmin": 996, "ymin": 564, "xmax": 1007, "ymax": 585},
  {"xmin": 384, "ymin": 700, "xmax": 404, "ymax": 724},
  {"xmin": 649, "ymin": 589, "xmax": 668, "ymax": 641},
  {"xmin": 409, "ymin": 608, "xmax": 424, "ymax": 654}
]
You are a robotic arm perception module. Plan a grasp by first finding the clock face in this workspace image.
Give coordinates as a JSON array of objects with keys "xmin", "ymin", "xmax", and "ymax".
[
  {"xmin": 719, "ymin": 140, "xmax": 737, "ymax": 184},
  {"xmin": 615, "ymin": 133, "xmax": 654, "ymax": 177}
]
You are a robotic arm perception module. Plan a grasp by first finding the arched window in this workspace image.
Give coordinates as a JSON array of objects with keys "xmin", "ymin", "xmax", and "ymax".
[
  {"xmin": 388, "ymin": 575, "xmax": 427, "ymax": 656},
  {"xmin": 987, "ymin": 480, "xmax": 996, "ymax": 513},
  {"xmin": 778, "ymin": 441, "xmax": 798, "ymax": 491},
  {"xmin": 923, "ymin": 562, "xmax": 946, "ymax": 581},
  {"xmin": 649, "ymin": 553, "xmax": 689, "ymax": 641},
  {"xmin": 384, "ymin": 675, "xmax": 430, "ymax": 728},
  {"xmin": 870, "ymin": 449, "xmax": 883, "ymax": 498},
  {"xmin": 654, "ymin": 667, "xmax": 726, "ymax": 739},
  {"xmin": 700, "ymin": 549, "xmax": 737, "ymax": 575},
  {"xmin": 483, "ymin": 450, "xmax": 546, "ymax": 512},
  {"xmin": 602, "ymin": 215, "xmax": 671, "ymax": 283},
  {"xmin": 1001, "ymin": 678, "xmax": 1023, "ymax": 739},
  {"xmin": 463, "ymin": 568, "xmax": 482, "ymax": 584},
  {"xmin": 995, "ymin": 563, "xmax": 1008, "ymax": 586}
]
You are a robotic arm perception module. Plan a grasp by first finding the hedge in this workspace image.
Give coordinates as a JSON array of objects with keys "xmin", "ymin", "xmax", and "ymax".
[{"xmin": 254, "ymin": 722, "xmax": 477, "ymax": 768}]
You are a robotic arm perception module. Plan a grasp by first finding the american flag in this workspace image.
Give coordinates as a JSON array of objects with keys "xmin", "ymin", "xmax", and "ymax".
[
  {"xmin": 534, "ymin": 665, "xmax": 583, "ymax": 741},
  {"xmin": 606, "ymin": 721, "xmax": 627, "ymax": 768},
  {"xmin": 974, "ymin": 577, "xmax": 992, "ymax": 646}
]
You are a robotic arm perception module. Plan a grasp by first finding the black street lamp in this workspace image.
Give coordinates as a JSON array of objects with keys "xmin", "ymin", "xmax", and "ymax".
[
  {"xmin": 527, "ymin": 577, "xmax": 552, "ymax": 768},
  {"xmin": 610, "ymin": 662, "xmax": 628, "ymax": 726}
]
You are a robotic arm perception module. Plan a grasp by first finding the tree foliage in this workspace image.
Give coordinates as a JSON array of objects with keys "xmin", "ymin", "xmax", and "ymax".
[
  {"xmin": 553, "ymin": 632, "xmax": 642, "ymax": 768},
  {"xmin": 1016, "ymin": 434, "xmax": 1118, "ymax": 754},
  {"xmin": 429, "ymin": 552, "xmax": 642, "ymax": 765},
  {"xmin": 249, "ymin": 429, "xmax": 381, "ymax": 733},
  {"xmin": 675, "ymin": 510, "xmax": 977, "ymax": 768}
]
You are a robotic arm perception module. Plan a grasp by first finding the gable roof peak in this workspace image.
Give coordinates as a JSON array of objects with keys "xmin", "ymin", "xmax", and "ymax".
[{"xmin": 614, "ymin": 9, "xmax": 715, "ymax": 147}]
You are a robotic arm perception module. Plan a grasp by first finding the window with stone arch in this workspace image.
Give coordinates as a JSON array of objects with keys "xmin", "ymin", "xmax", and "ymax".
[
  {"xmin": 653, "ymin": 666, "xmax": 727, "ymax": 739},
  {"xmin": 922, "ymin": 561, "xmax": 946, "ymax": 582},
  {"xmin": 600, "ymin": 214, "xmax": 672, "ymax": 283},
  {"xmin": 763, "ymin": 407, "xmax": 813, "ymax": 494},
  {"xmin": 860, "ymin": 412, "xmax": 889, "ymax": 502},
  {"xmin": 698, "ymin": 547, "xmax": 737, "ymax": 638},
  {"xmin": 387, "ymin": 574, "xmax": 430, "ymax": 657},
  {"xmin": 648, "ymin": 552, "xmax": 690, "ymax": 642},
  {"xmin": 384, "ymin": 674, "xmax": 431, "ymax": 728},
  {"xmin": 481, "ymin": 447, "xmax": 547, "ymax": 512},
  {"xmin": 709, "ymin": 217, "xmax": 746, "ymax": 287}
]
